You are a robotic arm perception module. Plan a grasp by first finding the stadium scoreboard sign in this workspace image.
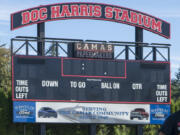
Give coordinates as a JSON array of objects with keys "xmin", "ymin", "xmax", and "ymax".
[
  {"xmin": 12, "ymin": 55, "xmax": 170, "ymax": 104},
  {"xmin": 11, "ymin": 2, "xmax": 170, "ymax": 39},
  {"xmin": 11, "ymin": 2, "xmax": 171, "ymax": 124}
]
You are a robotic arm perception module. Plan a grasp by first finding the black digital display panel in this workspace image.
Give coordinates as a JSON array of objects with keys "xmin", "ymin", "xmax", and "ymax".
[{"xmin": 12, "ymin": 56, "xmax": 170, "ymax": 104}]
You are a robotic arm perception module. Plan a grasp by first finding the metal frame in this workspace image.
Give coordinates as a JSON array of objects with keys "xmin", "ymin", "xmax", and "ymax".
[{"xmin": 11, "ymin": 36, "xmax": 170, "ymax": 62}]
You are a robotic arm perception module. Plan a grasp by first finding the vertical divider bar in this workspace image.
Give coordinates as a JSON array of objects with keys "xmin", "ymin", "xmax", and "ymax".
[
  {"xmin": 153, "ymin": 47, "xmax": 156, "ymax": 61},
  {"xmin": 135, "ymin": 27, "xmax": 143, "ymax": 60},
  {"xmin": 125, "ymin": 46, "xmax": 129, "ymax": 60},
  {"xmin": 26, "ymin": 40, "xmax": 28, "ymax": 55},
  {"xmin": 11, "ymin": 39, "xmax": 13, "ymax": 56},
  {"xmin": 24, "ymin": 125, "xmax": 26, "ymax": 135},
  {"xmin": 37, "ymin": 22, "xmax": 46, "ymax": 135},
  {"xmin": 56, "ymin": 42, "xmax": 59, "ymax": 57},
  {"xmin": 168, "ymin": 47, "xmax": 170, "ymax": 61},
  {"xmin": 135, "ymin": 27, "xmax": 143, "ymax": 135},
  {"xmin": 89, "ymin": 124, "xmax": 96, "ymax": 135},
  {"xmin": 37, "ymin": 22, "xmax": 45, "ymax": 56}
]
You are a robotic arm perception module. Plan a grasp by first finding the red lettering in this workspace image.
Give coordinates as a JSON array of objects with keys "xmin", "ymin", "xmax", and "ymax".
[
  {"xmin": 94, "ymin": 6, "xmax": 101, "ymax": 17},
  {"xmin": 61, "ymin": 5, "xmax": 71, "ymax": 17},
  {"xmin": 151, "ymin": 18, "xmax": 162, "ymax": 33},
  {"xmin": 114, "ymin": 8, "xmax": 122, "ymax": 20},
  {"xmin": 22, "ymin": 11, "xmax": 30, "ymax": 24},
  {"xmin": 31, "ymin": 9, "xmax": 39, "ymax": 22},
  {"xmin": 80, "ymin": 5, "xmax": 88, "ymax": 16},
  {"xmin": 138, "ymin": 14, "xmax": 143, "ymax": 25},
  {"xmin": 39, "ymin": 8, "xmax": 47, "ymax": 20},
  {"xmin": 130, "ymin": 11, "xmax": 137, "ymax": 24},
  {"xmin": 51, "ymin": 6, "xmax": 61, "ymax": 18},
  {"xmin": 71, "ymin": 5, "xmax": 79, "ymax": 16},
  {"xmin": 105, "ymin": 7, "xmax": 113, "ymax": 18},
  {"xmin": 120, "ymin": 10, "xmax": 130, "ymax": 22},
  {"xmin": 143, "ymin": 15, "xmax": 151, "ymax": 28},
  {"xmin": 89, "ymin": 5, "xmax": 93, "ymax": 17}
]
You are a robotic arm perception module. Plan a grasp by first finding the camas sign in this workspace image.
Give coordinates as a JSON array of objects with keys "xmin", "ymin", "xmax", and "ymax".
[
  {"xmin": 74, "ymin": 43, "xmax": 114, "ymax": 59},
  {"xmin": 11, "ymin": 2, "xmax": 170, "ymax": 39}
]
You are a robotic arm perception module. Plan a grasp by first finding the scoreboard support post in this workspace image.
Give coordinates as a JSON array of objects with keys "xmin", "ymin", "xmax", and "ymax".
[
  {"xmin": 135, "ymin": 27, "xmax": 143, "ymax": 135},
  {"xmin": 37, "ymin": 22, "xmax": 46, "ymax": 135},
  {"xmin": 24, "ymin": 125, "xmax": 26, "ymax": 135},
  {"xmin": 136, "ymin": 126, "xmax": 143, "ymax": 135},
  {"xmin": 37, "ymin": 22, "xmax": 45, "ymax": 56},
  {"xmin": 89, "ymin": 124, "xmax": 96, "ymax": 135},
  {"xmin": 153, "ymin": 47, "xmax": 157, "ymax": 61},
  {"xmin": 40, "ymin": 124, "xmax": 46, "ymax": 135},
  {"xmin": 135, "ymin": 27, "xmax": 143, "ymax": 60}
]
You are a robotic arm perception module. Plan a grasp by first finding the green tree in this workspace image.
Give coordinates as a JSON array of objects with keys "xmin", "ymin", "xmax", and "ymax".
[
  {"xmin": 0, "ymin": 47, "xmax": 12, "ymax": 134},
  {"xmin": 46, "ymin": 43, "xmax": 59, "ymax": 57}
]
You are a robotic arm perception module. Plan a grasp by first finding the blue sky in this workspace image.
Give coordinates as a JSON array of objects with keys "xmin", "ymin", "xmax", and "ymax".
[{"xmin": 0, "ymin": 0, "xmax": 180, "ymax": 78}]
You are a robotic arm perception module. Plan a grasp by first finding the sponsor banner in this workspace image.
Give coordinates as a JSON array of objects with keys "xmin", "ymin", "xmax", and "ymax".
[
  {"xmin": 11, "ymin": 2, "xmax": 170, "ymax": 39},
  {"xmin": 13, "ymin": 101, "xmax": 170, "ymax": 124},
  {"xmin": 36, "ymin": 102, "xmax": 150, "ymax": 124},
  {"xmin": 150, "ymin": 104, "xmax": 170, "ymax": 124},
  {"xmin": 13, "ymin": 101, "xmax": 36, "ymax": 123}
]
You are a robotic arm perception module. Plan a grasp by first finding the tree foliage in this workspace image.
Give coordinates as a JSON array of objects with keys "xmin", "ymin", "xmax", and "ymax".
[{"xmin": 0, "ymin": 48, "xmax": 12, "ymax": 134}]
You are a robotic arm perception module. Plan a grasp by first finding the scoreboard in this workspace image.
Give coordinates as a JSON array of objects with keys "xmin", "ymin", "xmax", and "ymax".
[{"xmin": 12, "ymin": 55, "xmax": 170, "ymax": 104}]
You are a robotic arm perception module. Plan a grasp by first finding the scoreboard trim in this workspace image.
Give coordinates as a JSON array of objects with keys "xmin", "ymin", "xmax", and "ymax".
[
  {"xmin": 12, "ymin": 99, "xmax": 170, "ymax": 104},
  {"xmin": 12, "ymin": 55, "xmax": 171, "ymax": 104}
]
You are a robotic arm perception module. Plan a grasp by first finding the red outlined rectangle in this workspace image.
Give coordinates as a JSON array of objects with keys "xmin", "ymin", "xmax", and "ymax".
[{"xmin": 61, "ymin": 57, "xmax": 126, "ymax": 79}]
